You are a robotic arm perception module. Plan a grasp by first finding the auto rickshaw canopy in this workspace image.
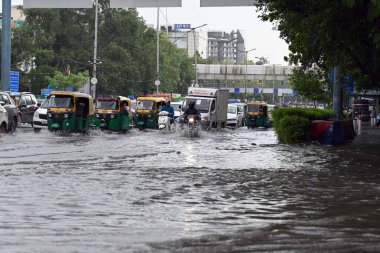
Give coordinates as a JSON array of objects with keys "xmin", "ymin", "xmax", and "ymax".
[{"xmin": 49, "ymin": 91, "xmax": 94, "ymax": 115}]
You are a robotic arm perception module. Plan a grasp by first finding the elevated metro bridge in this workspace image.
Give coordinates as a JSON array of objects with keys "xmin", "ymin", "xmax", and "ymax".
[{"xmin": 196, "ymin": 64, "xmax": 296, "ymax": 96}]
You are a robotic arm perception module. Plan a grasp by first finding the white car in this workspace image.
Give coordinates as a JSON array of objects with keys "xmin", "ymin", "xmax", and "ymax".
[
  {"xmin": 0, "ymin": 103, "xmax": 8, "ymax": 133},
  {"xmin": 33, "ymin": 98, "xmax": 49, "ymax": 132},
  {"xmin": 227, "ymin": 104, "xmax": 243, "ymax": 127},
  {"xmin": 171, "ymin": 101, "xmax": 183, "ymax": 119}
]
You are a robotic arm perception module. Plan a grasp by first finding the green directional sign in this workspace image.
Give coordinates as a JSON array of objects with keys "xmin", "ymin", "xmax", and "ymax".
[
  {"xmin": 24, "ymin": 0, "xmax": 93, "ymax": 8},
  {"xmin": 111, "ymin": 0, "xmax": 182, "ymax": 8},
  {"xmin": 200, "ymin": 0, "xmax": 256, "ymax": 6}
]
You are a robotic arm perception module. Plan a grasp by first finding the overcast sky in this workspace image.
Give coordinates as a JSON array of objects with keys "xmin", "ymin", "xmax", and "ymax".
[{"xmin": 4, "ymin": 0, "xmax": 290, "ymax": 65}]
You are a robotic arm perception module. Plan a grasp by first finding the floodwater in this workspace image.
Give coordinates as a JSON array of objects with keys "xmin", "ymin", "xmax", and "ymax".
[{"xmin": 0, "ymin": 126, "xmax": 380, "ymax": 252}]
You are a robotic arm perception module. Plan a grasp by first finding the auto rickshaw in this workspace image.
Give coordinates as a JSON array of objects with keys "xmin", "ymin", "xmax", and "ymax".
[
  {"xmin": 47, "ymin": 91, "xmax": 94, "ymax": 133},
  {"xmin": 134, "ymin": 97, "xmax": 166, "ymax": 129},
  {"xmin": 94, "ymin": 96, "xmax": 132, "ymax": 132},
  {"xmin": 244, "ymin": 102, "xmax": 269, "ymax": 129}
]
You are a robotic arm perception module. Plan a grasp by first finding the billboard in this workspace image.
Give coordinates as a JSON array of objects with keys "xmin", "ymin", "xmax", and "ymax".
[
  {"xmin": 174, "ymin": 24, "xmax": 191, "ymax": 30},
  {"xmin": 24, "ymin": 0, "xmax": 93, "ymax": 8},
  {"xmin": 200, "ymin": 0, "xmax": 257, "ymax": 7},
  {"xmin": 111, "ymin": 0, "xmax": 182, "ymax": 8}
]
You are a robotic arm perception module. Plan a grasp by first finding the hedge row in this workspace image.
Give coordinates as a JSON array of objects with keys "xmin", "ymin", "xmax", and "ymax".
[{"xmin": 272, "ymin": 107, "xmax": 333, "ymax": 144}]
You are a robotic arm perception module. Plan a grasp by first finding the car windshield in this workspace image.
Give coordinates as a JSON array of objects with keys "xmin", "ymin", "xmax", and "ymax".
[
  {"xmin": 137, "ymin": 100, "xmax": 154, "ymax": 110},
  {"xmin": 40, "ymin": 99, "xmax": 49, "ymax": 109},
  {"xmin": 248, "ymin": 104, "xmax": 261, "ymax": 112},
  {"xmin": 228, "ymin": 106, "xmax": 237, "ymax": 114},
  {"xmin": 96, "ymin": 100, "xmax": 118, "ymax": 110},
  {"xmin": 183, "ymin": 98, "xmax": 211, "ymax": 113},
  {"xmin": 49, "ymin": 95, "xmax": 73, "ymax": 108}
]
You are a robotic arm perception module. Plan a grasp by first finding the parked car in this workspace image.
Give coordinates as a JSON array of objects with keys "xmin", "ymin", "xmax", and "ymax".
[
  {"xmin": 33, "ymin": 98, "xmax": 49, "ymax": 132},
  {"xmin": 227, "ymin": 103, "xmax": 243, "ymax": 127},
  {"xmin": 0, "ymin": 103, "xmax": 8, "ymax": 133},
  {"xmin": 171, "ymin": 101, "xmax": 183, "ymax": 119},
  {"xmin": 0, "ymin": 91, "xmax": 18, "ymax": 132},
  {"xmin": 16, "ymin": 92, "xmax": 39, "ymax": 126}
]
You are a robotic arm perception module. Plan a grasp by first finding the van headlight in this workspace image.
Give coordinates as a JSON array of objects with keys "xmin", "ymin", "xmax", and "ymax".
[{"xmin": 64, "ymin": 113, "xmax": 69, "ymax": 119}]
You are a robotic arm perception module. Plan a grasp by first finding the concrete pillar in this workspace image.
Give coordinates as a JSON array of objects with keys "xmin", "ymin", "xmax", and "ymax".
[{"xmin": 1, "ymin": 0, "xmax": 12, "ymax": 91}]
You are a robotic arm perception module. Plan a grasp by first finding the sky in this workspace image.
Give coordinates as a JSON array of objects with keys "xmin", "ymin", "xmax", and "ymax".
[{"xmin": 4, "ymin": 0, "xmax": 290, "ymax": 65}]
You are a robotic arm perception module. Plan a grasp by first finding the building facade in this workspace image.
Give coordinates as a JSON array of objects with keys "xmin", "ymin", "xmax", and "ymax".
[{"xmin": 207, "ymin": 30, "xmax": 246, "ymax": 64}]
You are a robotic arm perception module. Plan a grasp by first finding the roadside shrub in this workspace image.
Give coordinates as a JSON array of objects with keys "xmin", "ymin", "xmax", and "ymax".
[
  {"xmin": 272, "ymin": 107, "xmax": 332, "ymax": 144},
  {"xmin": 278, "ymin": 115, "xmax": 311, "ymax": 144}
]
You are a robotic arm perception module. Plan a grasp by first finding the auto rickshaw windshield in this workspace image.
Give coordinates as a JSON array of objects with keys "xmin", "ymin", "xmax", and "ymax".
[
  {"xmin": 49, "ymin": 95, "xmax": 73, "ymax": 108},
  {"xmin": 247, "ymin": 104, "xmax": 261, "ymax": 112},
  {"xmin": 96, "ymin": 100, "xmax": 118, "ymax": 110},
  {"xmin": 137, "ymin": 100, "xmax": 154, "ymax": 110}
]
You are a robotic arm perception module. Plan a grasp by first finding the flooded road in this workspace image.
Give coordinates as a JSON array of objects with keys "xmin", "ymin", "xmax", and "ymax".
[{"xmin": 1, "ymin": 127, "xmax": 380, "ymax": 252}]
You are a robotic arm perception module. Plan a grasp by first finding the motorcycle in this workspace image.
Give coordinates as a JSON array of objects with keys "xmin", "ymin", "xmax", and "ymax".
[
  {"xmin": 158, "ymin": 111, "xmax": 175, "ymax": 132},
  {"xmin": 179, "ymin": 115, "xmax": 201, "ymax": 137}
]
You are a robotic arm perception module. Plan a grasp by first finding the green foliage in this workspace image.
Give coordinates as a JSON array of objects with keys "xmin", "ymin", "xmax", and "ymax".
[
  {"xmin": 289, "ymin": 68, "xmax": 331, "ymax": 105},
  {"xmin": 11, "ymin": 6, "xmax": 194, "ymax": 97},
  {"xmin": 47, "ymin": 71, "xmax": 90, "ymax": 91},
  {"xmin": 272, "ymin": 107, "xmax": 332, "ymax": 143},
  {"xmin": 256, "ymin": 0, "xmax": 380, "ymax": 90},
  {"xmin": 277, "ymin": 115, "xmax": 311, "ymax": 144}
]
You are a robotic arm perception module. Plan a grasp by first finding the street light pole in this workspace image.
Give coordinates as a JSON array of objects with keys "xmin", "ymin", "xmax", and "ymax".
[
  {"xmin": 91, "ymin": 0, "xmax": 99, "ymax": 99},
  {"xmin": 156, "ymin": 7, "xmax": 160, "ymax": 96},
  {"xmin": 244, "ymin": 48, "xmax": 256, "ymax": 102},
  {"xmin": 1, "ymin": 0, "xmax": 11, "ymax": 91},
  {"xmin": 190, "ymin": 24, "xmax": 207, "ymax": 86}
]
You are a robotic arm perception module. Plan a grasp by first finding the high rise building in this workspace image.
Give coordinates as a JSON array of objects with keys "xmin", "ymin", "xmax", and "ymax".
[{"xmin": 207, "ymin": 30, "xmax": 245, "ymax": 64}]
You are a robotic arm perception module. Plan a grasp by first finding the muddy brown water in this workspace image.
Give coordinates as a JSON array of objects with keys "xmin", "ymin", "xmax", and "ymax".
[{"xmin": 0, "ymin": 127, "xmax": 379, "ymax": 252}]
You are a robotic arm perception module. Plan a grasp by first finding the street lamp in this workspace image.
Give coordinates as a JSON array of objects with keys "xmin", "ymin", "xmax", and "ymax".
[
  {"xmin": 244, "ymin": 48, "xmax": 256, "ymax": 102},
  {"xmin": 91, "ymin": 0, "xmax": 99, "ymax": 99},
  {"xmin": 190, "ymin": 24, "xmax": 207, "ymax": 86}
]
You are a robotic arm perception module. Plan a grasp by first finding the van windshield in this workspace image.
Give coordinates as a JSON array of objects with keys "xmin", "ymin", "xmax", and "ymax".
[
  {"xmin": 183, "ymin": 98, "xmax": 211, "ymax": 113},
  {"xmin": 228, "ymin": 106, "xmax": 237, "ymax": 114},
  {"xmin": 49, "ymin": 95, "xmax": 73, "ymax": 108}
]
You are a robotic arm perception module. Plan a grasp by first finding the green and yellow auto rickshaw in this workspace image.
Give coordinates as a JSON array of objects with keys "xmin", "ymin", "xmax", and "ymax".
[
  {"xmin": 134, "ymin": 97, "xmax": 166, "ymax": 130},
  {"xmin": 94, "ymin": 96, "xmax": 132, "ymax": 132},
  {"xmin": 244, "ymin": 102, "xmax": 269, "ymax": 129},
  {"xmin": 47, "ymin": 91, "xmax": 94, "ymax": 133}
]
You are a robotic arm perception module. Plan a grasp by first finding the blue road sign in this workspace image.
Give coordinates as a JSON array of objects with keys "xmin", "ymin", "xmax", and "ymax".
[
  {"xmin": 41, "ymin": 89, "xmax": 50, "ymax": 96},
  {"xmin": 234, "ymin": 88, "xmax": 240, "ymax": 93},
  {"xmin": 343, "ymin": 76, "xmax": 355, "ymax": 95},
  {"xmin": 10, "ymin": 71, "xmax": 20, "ymax": 92},
  {"xmin": 254, "ymin": 87, "xmax": 260, "ymax": 94}
]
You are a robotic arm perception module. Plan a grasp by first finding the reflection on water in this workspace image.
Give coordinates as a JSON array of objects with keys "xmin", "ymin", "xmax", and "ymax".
[{"xmin": 0, "ymin": 127, "xmax": 380, "ymax": 252}]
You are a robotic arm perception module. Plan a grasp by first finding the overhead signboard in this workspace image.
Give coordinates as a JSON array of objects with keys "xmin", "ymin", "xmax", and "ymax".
[
  {"xmin": 10, "ymin": 71, "xmax": 19, "ymax": 92},
  {"xmin": 200, "ymin": 0, "xmax": 256, "ymax": 7},
  {"xmin": 111, "ymin": 0, "xmax": 182, "ymax": 8},
  {"xmin": 24, "ymin": 0, "xmax": 93, "ymax": 8},
  {"xmin": 174, "ymin": 24, "xmax": 191, "ymax": 30}
]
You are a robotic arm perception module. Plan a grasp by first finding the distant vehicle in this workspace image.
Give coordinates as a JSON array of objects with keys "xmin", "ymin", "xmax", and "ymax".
[
  {"xmin": 245, "ymin": 102, "xmax": 270, "ymax": 129},
  {"xmin": 0, "ymin": 103, "xmax": 8, "ymax": 133},
  {"xmin": 183, "ymin": 87, "xmax": 229, "ymax": 130},
  {"xmin": 16, "ymin": 92, "xmax": 39, "ymax": 126},
  {"xmin": 33, "ymin": 98, "xmax": 49, "ymax": 132},
  {"xmin": 267, "ymin": 104, "xmax": 279, "ymax": 125},
  {"xmin": 0, "ymin": 91, "xmax": 18, "ymax": 132},
  {"xmin": 227, "ymin": 104, "xmax": 243, "ymax": 127},
  {"xmin": 171, "ymin": 101, "xmax": 183, "ymax": 119}
]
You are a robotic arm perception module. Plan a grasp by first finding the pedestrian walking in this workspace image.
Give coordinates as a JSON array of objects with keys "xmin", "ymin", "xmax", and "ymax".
[{"xmin": 370, "ymin": 110, "xmax": 376, "ymax": 127}]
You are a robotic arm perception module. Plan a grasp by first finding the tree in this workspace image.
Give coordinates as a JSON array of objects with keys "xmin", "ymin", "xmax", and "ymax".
[
  {"xmin": 256, "ymin": 0, "xmax": 380, "ymax": 90},
  {"xmin": 10, "ymin": 5, "xmax": 195, "ymax": 96},
  {"xmin": 47, "ymin": 71, "xmax": 90, "ymax": 91},
  {"xmin": 255, "ymin": 57, "xmax": 269, "ymax": 65},
  {"xmin": 289, "ymin": 68, "xmax": 331, "ymax": 107}
]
